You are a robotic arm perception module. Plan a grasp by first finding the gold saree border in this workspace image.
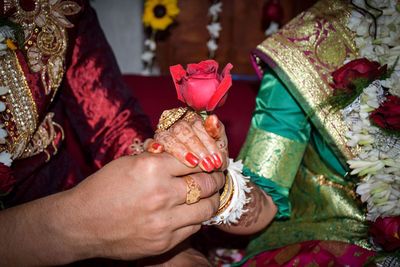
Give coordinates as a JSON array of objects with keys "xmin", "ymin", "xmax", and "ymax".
[
  {"xmin": 253, "ymin": 0, "xmax": 360, "ymax": 167},
  {"xmin": 245, "ymin": 144, "xmax": 370, "ymax": 257},
  {"xmin": 238, "ymin": 126, "xmax": 307, "ymax": 188}
]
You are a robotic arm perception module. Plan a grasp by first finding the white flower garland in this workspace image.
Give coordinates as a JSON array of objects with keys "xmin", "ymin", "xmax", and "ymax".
[
  {"xmin": 203, "ymin": 159, "xmax": 252, "ymax": 225},
  {"xmin": 141, "ymin": 34, "xmax": 157, "ymax": 76},
  {"xmin": 207, "ymin": 1, "xmax": 222, "ymax": 59},
  {"xmin": 344, "ymin": 0, "xmax": 400, "ymax": 221},
  {"xmin": 140, "ymin": 1, "xmax": 223, "ymax": 73},
  {"xmin": 264, "ymin": 21, "xmax": 279, "ymax": 36}
]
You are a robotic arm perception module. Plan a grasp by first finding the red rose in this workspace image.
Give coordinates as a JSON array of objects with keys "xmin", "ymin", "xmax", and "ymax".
[
  {"xmin": 0, "ymin": 162, "xmax": 14, "ymax": 195},
  {"xmin": 331, "ymin": 58, "xmax": 387, "ymax": 93},
  {"xmin": 370, "ymin": 95, "xmax": 400, "ymax": 132},
  {"xmin": 369, "ymin": 216, "xmax": 400, "ymax": 251},
  {"xmin": 170, "ymin": 60, "xmax": 233, "ymax": 111}
]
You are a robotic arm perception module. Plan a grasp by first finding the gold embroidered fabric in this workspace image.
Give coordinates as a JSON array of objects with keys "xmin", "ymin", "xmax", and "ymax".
[
  {"xmin": 245, "ymin": 145, "xmax": 370, "ymax": 257},
  {"xmin": 0, "ymin": 0, "xmax": 81, "ymax": 162},
  {"xmin": 253, "ymin": 0, "xmax": 360, "ymax": 166},
  {"xmin": 21, "ymin": 112, "xmax": 64, "ymax": 161},
  {"xmin": 238, "ymin": 126, "xmax": 306, "ymax": 188},
  {"xmin": 0, "ymin": 51, "xmax": 38, "ymax": 159},
  {"xmin": 10, "ymin": 0, "xmax": 81, "ymax": 96}
]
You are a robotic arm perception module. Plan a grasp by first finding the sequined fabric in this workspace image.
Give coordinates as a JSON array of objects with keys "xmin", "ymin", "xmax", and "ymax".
[{"xmin": 1, "ymin": 1, "xmax": 152, "ymax": 207}]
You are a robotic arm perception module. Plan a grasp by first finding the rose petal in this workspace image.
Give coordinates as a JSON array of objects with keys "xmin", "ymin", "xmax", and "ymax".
[
  {"xmin": 169, "ymin": 64, "xmax": 187, "ymax": 102},
  {"xmin": 206, "ymin": 63, "xmax": 233, "ymax": 111}
]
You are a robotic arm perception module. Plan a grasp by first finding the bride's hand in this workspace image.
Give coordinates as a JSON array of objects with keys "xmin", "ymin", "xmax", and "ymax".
[{"xmin": 144, "ymin": 113, "xmax": 228, "ymax": 172}]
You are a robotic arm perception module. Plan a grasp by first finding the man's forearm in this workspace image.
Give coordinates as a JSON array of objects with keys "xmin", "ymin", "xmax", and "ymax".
[
  {"xmin": 0, "ymin": 189, "xmax": 91, "ymax": 265},
  {"xmin": 218, "ymin": 183, "xmax": 277, "ymax": 235}
]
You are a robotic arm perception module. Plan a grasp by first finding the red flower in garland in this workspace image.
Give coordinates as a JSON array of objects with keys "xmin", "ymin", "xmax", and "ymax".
[
  {"xmin": 370, "ymin": 216, "xmax": 400, "ymax": 251},
  {"xmin": 0, "ymin": 162, "xmax": 14, "ymax": 195},
  {"xmin": 331, "ymin": 58, "xmax": 387, "ymax": 93},
  {"xmin": 261, "ymin": 0, "xmax": 283, "ymax": 31},
  {"xmin": 370, "ymin": 95, "xmax": 400, "ymax": 132}
]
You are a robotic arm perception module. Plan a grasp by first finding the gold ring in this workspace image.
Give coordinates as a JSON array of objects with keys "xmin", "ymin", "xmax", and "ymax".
[
  {"xmin": 183, "ymin": 175, "xmax": 201, "ymax": 204},
  {"xmin": 156, "ymin": 107, "xmax": 188, "ymax": 133}
]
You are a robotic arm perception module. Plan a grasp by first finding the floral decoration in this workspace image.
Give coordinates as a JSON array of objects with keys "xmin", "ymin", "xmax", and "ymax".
[
  {"xmin": 207, "ymin": 1, "xmax": 222, "ymax": 59},
  {"xmin": 142, "ymin": 0, "xmax": 180, "ymax": 31},
  {"xmin": 369, "ymin": 216, "xmax": 400, "ymax": 251},
  {"xmin": 262, "ymin": 0, "xmax": 283, "ymax": 36},
  {"xmin": 370, "ymin": 95, "xmax": 400, "ymax": 132},
  {"xmin": 169, "ymin": 60, "xmax": 233, "ymax": 112},
  {"xmin": 336, "ymin": 0, "xmax": 400, "ymax": 224},
  {"xmin": 331, "ymin": 58, "xmax": 387, "ymax": 93},
  {"xmin": 141, "ymin": 0, "xmax": 180, "ymax": 75}
]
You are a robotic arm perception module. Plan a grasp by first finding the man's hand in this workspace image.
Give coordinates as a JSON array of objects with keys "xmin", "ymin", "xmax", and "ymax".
[{"xmin": 0, "ymin": 152, "xmax": 225, "ymax": 265}]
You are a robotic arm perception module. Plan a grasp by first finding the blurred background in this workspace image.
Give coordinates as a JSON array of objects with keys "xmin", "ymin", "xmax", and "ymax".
[
  {"xmin": 91, "ymin": 0, "xmax": 317, "ymax": 76},
  {"xmin": 90, "ymin": 0, "xmax": 318, "ymax": 157}
]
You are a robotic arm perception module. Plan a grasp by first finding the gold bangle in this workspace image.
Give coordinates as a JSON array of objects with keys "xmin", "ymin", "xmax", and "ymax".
[
  {"xmin": 217, "ymin": 172, "xmax": 235, "ymax": 214},
  {"xmin": 202, "ymin": 159, "xmax": 252, "ymax": 225}
]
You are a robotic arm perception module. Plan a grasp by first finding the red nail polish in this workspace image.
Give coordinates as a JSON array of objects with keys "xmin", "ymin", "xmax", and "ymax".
[
  {"xmin": 201, "ymin": 157, "xmax": 214, "ymax": 172},
  {"xmin": 212, "ymin": 153, "xmax": 222, "ymax": 168},
  {"xmin": 185, "ymin": 152, "xmax": 199, "ymax": 166},
  {"xmin": 152, "ymin": 143, "xmax": 161, "ymax": 150}
]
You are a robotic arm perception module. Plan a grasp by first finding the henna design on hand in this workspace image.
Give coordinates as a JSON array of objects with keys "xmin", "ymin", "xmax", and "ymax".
[{"xmin": 233, "ymin": 186, "xmax": 269, "ymax": 227}]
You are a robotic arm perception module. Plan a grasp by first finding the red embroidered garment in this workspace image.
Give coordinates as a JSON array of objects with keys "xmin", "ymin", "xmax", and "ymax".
[{"xmin": 0, "ymin": 0, "xmax": 152, "ymax": 207}]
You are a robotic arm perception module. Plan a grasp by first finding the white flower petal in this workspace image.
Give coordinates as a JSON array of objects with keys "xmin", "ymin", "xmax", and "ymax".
[
  {"xmin": 0, "ymin": 151, "xmax": 12, "ymax": 166},
  {"xmin": 265, "ymin": 22, "xmax": 279, "ymax": 36},
  {"xmin": 141, "ymin": 51, "xmax": 155, "ymax": 63},
  {"xmin": 0, "ymin": 102, "xmax": 5, "ymax": 112},
  {"xmin": 144, "ymin": 39, "xmax": 156, "ymax": 51},
  {"xmin": 208, "ymin": 2, "xmax": 222, "ymax": 18},
  {"xmin": 207, "ymin": 39, "xmax": 218, "ymax": 52},
  {"xmin": 207, "ymin": 22, "xmax": 222, "ymax": 38}
]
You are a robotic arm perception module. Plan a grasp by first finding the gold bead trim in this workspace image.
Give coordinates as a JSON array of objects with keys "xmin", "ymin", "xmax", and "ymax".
[{"xmin": 0, "ymin": 50, "xmax": 38, "ymax": 159}]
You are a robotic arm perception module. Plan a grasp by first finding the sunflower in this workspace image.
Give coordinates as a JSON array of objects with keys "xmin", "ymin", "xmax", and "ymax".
[{"xmin": 142, "ymin": 0, "xmax": 180, "ymax": 31}]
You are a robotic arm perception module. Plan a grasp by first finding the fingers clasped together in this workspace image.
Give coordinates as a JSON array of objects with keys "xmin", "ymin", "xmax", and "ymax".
[
  {"xmin": 144, "ymin": 111, "xmax": 228, "ymax": 206},
  {"xmin": 67, "ymin": 112, "xmax": 229, "ymax": 261},
  {"xmin": 144, "ymin": 111, "xmax": 228, "ymax": 172}
]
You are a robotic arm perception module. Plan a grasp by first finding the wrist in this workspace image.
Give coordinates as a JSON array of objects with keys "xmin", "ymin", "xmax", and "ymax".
[
  {"xmin": 46, "ymin": 188, "xmax": 99, "ymax": 263},
  {"xmin": 203, "ymin": 159, "xmax": 252, "ymax": 225}
]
